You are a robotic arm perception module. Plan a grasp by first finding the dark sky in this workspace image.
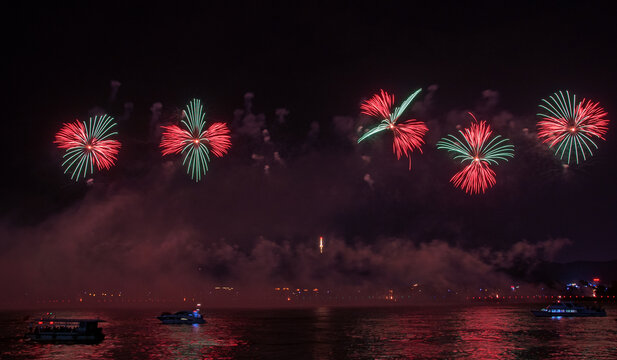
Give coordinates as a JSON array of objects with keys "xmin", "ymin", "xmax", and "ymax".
[{"xmin": 2, "ymin": 1, "xmax": 617, "ymax": 298}]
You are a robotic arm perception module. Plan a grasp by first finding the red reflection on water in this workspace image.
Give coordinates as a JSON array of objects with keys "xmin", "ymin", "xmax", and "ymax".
[
  {"xmin": 4, "ymin": 306, "xmax": 617, "ymax": 359},
  {"xmin": 457, "ymin": 306, "xmax": 518, "ymax": 359}
]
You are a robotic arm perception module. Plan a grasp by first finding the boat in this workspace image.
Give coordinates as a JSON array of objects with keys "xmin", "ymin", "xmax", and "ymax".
[
  {"xmin": 157, "ymin": 309, "xmax": 206, "ymax": 324},
  {"xmin": 531, "ymin": 301, "xmax": 606, "ymax": 317},
  {"xmin": 25, "ymin": 317, "xmax": 105, "ymax": 343}
]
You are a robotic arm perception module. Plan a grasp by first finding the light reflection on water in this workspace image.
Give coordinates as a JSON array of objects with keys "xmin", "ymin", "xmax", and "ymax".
[{"xmin": 1, "ymin": 305, "xmax": 616, "ymax": 359}]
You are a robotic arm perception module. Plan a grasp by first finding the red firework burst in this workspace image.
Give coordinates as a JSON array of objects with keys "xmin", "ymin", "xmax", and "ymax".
[
  {"xmin": 204, "ymin": 122, "xmax": 232, "ymax": 157},
  {"xmin": 450, "ymin": 161, "xmax": 496, "ymax": 194},
  {"xmin": 54, "ymin": 116, "xmax": 121, "ymax": 180},
  {"xmin": 437, "ymin": 113, "xmax": 514, "ymax": 194},
  {"xmin": 391, "ymin": 119, "xmax": 429, "ymax": 163},
  {"xmin": 537, "ymin": 91, "xmax": 609, "ymax": 164},
  {"xmin": 358, "ymin": 89, "xmax": 427, "ymax": 169},
  {"xmin": 160, "ymin": 122, "xmax": 231, "ymax": 157},
  {"xmin": 160, "ymin": 125, "xmax": 191, "ymax": 156},
  {"xmin": 360, "ymin": 90, "xmax": 395, "ymax": 119}
]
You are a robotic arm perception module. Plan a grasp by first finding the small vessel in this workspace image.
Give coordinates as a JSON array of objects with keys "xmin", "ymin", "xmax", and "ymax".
[
  {"xmin": 531, "ymin": 301, "xmax": 606, "ymax": 317},
  {"xmin": 25, "ymin": 317, "xmax": 105, "ymax": 343},
  {"xmin": 157, "ymin": 308, "xmax": 206, "ymax": 324}
]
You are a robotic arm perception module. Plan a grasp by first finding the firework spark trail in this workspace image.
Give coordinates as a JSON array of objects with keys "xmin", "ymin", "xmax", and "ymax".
[
  {"xmin": 160, "ymin": 125, "xmax": 192, "ymax": 156},
  {"xmin": 537, "ymin": 91, "xmax": 609, "ymax": 164},
  {"xmin": 160, "ymin": 99, "xmax": 231, "ymax": 181},
  {"xmin": 204, "ymin": 122, "xmax": 232, "ymax": 157},
  {"xmin": 360, "ymin": 89, "xmax": 395, "ymax": 120},
  {"xmin": 358, "ymin": 89, "xmax": 428, "ymax": 169},
  {"xmin": 451, "ymin": 161, "xmax": 496, "ymax": 194},
  {"xmin": 54, "ymin": 115, "xmax": 121, "ymax": 181},
  {"xmin": 391, "ymin": 119, "xmax": 429, "ymax": 162},
  {"xmin": 437, "ymin": 113, "xmax": 514, "ymax": 194}
]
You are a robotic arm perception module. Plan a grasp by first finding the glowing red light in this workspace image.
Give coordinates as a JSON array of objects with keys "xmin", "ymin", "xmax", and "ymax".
[{"xmin": 593, "ymin": 278, "xmax": 600, "ymax": 282}]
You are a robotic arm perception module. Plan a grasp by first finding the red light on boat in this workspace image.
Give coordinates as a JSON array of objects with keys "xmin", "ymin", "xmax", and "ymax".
[
  {"xmin": 38, "ymin": 321, "xmax": 42, "ymax": 325},
  {"xmin": 49, "ymin": 321, "xmax": 54, "ymax": 325}
]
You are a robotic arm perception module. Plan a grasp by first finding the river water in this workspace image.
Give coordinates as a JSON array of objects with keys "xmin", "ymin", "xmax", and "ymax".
[{"xmin": 1, "ymin": 304, "xmax": 616, "ymax": 359}]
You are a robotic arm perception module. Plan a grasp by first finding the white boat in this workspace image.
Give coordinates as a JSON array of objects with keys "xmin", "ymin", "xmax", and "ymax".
[
  {"xmin": 531, "ymin": 301, "xmax": 606, "ymax": 317},
  {"xmin": 25, "ymin": 317, "xmax": 105, "ymax": 343},
  {"xmin": 157, "ymin": 309, "xmax": 206, "ymax": 324}
]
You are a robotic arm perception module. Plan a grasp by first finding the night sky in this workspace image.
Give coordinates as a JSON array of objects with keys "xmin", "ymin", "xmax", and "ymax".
[{"xmin": 3, "ymin": 2, "xmax": 617, "ymax": 299}]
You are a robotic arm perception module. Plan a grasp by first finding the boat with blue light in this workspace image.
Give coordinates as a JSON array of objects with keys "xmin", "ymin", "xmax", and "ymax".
[
  {"xmin": 25, "ymin": 317, "xmax": 105, "ymax": 343},
  {"xmin": 157, "ymin": 308, "xmax": 206, "ymax": 324},
  {"xmin": 531, "ymin": 301, "xmax": 606, "ymax": 317}
]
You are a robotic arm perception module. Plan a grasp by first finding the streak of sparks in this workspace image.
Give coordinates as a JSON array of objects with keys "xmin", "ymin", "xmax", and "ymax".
[
  {"xmin": 437, "ymin": 113, "xmax": 514, "ymax": 194},
  {"xmin": 160, "ymin": 99, "xmax": 231, "ymax": 181},
  {"xmin": 537, "ymin": 91, "xmax": 609, "ymax": 164},
  {"xmin": 358, "ymin": 89, "xmax": 428, "ymax": 169},
  {"xmin": 54, "ymin": 115, "xmax": 121, "ymax": 181}
]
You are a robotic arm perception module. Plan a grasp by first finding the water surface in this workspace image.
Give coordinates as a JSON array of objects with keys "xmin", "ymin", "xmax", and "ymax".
[{"xmin": 1, "ymin": 305, "xmax": 616, "ymax": 359}]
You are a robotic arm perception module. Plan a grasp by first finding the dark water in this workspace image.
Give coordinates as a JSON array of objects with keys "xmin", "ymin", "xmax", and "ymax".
[{"xmin": 1, "ymin": 305, "xmax": 616, "ymax": 359}]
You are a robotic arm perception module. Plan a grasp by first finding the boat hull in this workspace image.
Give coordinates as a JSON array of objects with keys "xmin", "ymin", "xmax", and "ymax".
[
  {"xmin": 531, "ymin": 310, "xmax": 606, "ymax": 317},
  {"xmin": 25, "ymin": 333, "xmax": 105, "ymax": 343},
  {"xmin": 157, "ymin": 317, "xmax": 206, "ymax": 324}
]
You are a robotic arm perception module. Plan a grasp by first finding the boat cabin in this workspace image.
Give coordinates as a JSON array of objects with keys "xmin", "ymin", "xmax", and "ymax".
[{"xmin": 26, "ymin": 318, "xmax": 105, "ymax": 343}]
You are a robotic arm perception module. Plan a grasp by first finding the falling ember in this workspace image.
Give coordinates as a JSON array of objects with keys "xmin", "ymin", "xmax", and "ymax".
[
  {"xmin": 436, "ymin": 112, "xmax": 514, "ymax": 194},
  {"xmin": 319, "ymin": 236, "xmax": 324, "ymax": 254},
  {"xmin": 358, "ymin": 89, "xmax": 428, "ymax": 170}
]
